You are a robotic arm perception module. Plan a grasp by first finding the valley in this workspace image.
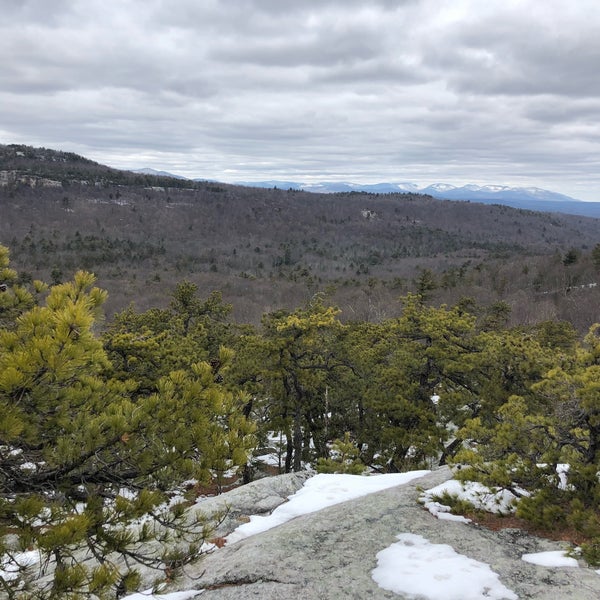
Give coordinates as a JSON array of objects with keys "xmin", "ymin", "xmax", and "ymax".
[{"xmin": 2, "ymin": 144, "xmax": 600, "ymax": 330}]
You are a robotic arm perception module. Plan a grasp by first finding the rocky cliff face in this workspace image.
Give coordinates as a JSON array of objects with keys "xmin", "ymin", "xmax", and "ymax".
[{"xmin": 168, "ymin": 468, "xmax": 599, "ymax": 599}]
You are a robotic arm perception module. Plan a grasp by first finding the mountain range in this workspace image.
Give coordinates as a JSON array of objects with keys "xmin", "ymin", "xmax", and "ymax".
[
  {"xmin": 235, "ymin": 180, "xmax": 600, "ymax": 217},
  {"xmin": 132, "ymin": 170, "xmax": 600, "ymax": 218},
  {"xmin": 237, "ymin": 180, "xmax": 579, "ymax": 202}
]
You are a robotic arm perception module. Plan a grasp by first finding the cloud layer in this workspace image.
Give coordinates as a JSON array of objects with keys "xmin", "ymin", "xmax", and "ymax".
[{"xmin": 3, "ymin": 0, "xmax": 600, "ymax": 199}]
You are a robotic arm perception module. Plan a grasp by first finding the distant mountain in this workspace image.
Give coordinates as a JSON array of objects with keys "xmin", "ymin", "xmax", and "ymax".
[
  {"xmin": 240, "ymin": 180, "xmax": 579, "ymax": 202},
  {"xmin": 237, "ymin": 180, "xmax": 600, "ymax": 218},
  {"xmin": 5, "ymin": 142, "xmax": 600, "ymax": 328},
  {"xmin": 421, "ymin": 184, "xmax": 600, "ymax": 217},
  {"xmin": 2, "ymin": 143, "xmax": 598, "ymax": 218},
  {"xmin": 423, "ymin": 183, "xmax": 578, "ymax": 204},
  {"xmin": 131, "ymin": 168, "xmax": 189, "ymax": 180},
  {"xmin": 238, "ymin": 181, "xmax": 419, "ymax": 194}
]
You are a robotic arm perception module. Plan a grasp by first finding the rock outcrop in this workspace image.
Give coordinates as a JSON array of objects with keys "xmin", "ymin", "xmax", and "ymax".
[
  {"xmin": 172, "ymin": 468, "xmax": 599, "ymax": 599},
  {"xmin": 192, "ymin": 471, "xmax": 313, "ymax": 538}
]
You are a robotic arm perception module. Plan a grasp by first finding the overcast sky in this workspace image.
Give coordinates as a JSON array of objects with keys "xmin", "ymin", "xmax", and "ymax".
[{"xmin": 3, "ymin": 0, "xmax": 600, "ymax": 200}]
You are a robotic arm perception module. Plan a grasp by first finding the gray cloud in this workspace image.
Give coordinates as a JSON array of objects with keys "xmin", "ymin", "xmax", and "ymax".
[{"xmin": 1, "ymin": 0, "xmax": 600, "ymax": 200}]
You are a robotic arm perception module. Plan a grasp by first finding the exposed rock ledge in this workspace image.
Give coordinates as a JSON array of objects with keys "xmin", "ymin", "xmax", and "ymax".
[{"xmin": 168, "ymin": 468, "xmax": 600, "ymax": 599}]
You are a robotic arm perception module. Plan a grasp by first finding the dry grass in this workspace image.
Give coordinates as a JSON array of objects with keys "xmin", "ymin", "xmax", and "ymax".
[{"xmin": 463, "ymin": 510, "xmax": 590, "ymax": 546}]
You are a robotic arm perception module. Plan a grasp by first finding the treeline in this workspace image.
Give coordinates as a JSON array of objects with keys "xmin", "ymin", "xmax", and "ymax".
[
  {"xmin": 4, "ymin": 189, "xmax": 600, "ymax": 331},
  {"xmin": 2, "ymin": 242, "xmax": 600, "ymax": 597}
]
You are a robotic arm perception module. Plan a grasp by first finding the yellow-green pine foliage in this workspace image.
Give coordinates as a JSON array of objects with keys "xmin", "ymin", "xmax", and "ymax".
[
  {"xmin": 351, "ymin": 295, "xmax": 478, "ymax": 471},
  {"xmin": 103, "ymin": 284, "xmax": 235, "ymax": 394},
  {"xmin": 255, "ymin": 294, "xmax": 345, "ymax": 472},
  {"xmin": 316, "ymin": 433, "xmax": 366, "ymax": 474},
  {"xmin": 453, "ymin": 322, "xmax": 600, "ymax": 565},
  {"xmin": 0, "ymin": 251, "xmax": 256, "ymax": 598},
  {"xmin": 0, "ymin": 244, "xmax": 45, "ymax": 329}
]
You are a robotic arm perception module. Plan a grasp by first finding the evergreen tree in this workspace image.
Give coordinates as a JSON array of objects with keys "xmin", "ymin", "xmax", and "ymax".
[
  {"xmin": 453, "ymin": 323, "xmax": 600, "ymax": 565},
  {"xmin": 252, "ymin": 295, "xmax": 347, "ymax": 472},
  {"xmin": 0, "ymin": 254, "xmax": 255, "ymax": 598},
  {"xmin": 0, "ymin": 245, "xmax": 44, "ymax": 329},
  {"xmin": 356, "ymin": 295, "xmax": 479, "ymax": 471},
  {"xmin": 103, "ymin": 284, "xmax": 234, "ymax": 395},
  {"xmin": 316, "ymin": 433, "xmax": 366, "ymax": 474}
]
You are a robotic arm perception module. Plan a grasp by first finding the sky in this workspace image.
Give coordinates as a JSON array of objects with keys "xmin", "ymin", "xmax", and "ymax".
[{"xmin": 3, "ymin": 0, "xmax": 600, "ymax": 200}]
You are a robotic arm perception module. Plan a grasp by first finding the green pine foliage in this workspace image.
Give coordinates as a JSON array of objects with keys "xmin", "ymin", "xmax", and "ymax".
[
  {"xmin": 252, "ymin": 294, "xmax": 347, "ymax": 472},
  {"xmin": 316, "ymin": 433, "xmax": 366, "ymax": 474},
  {"xmin": 0, "ymin": 247, "xmax": 256, "ymax": 598},
  {"xmin": 5, "ymin": 230, "xmax": 600, "ymax": 585},
  {"xmin": 452, "ymin": 323, "xmax": 600, "ymax": 565}
]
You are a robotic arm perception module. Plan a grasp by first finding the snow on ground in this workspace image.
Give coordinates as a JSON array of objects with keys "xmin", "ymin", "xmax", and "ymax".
[
  {"xmin": 122, "ymin": 472, "xmax": 431, "ymax": 599},
  {"xmin": 419, "ymin": 478, "xmax": 520, "ymax": 522},
  {"xmin": 13, "ymin": 470, "xmax": 589, "ymax": 600},
  {"xmin": 421, "ymin": 499, "xmax": 472, "ymax": 523},
  {"xmin": 226, "ymin": 470, "xmax": 430, "ymax": 543},
  {"xmin": 253, "ymin": 451, "xmax": 282, "ymax": 467},
  {"xmin": 0, "ymin": 550, "xmax": 40, "ymax": 581},
  {"xmin": 372, "ymin": 533, "xmax": 518, "ymax": 600},
  {"xmin": 521, "ymin": 550, "xmax": 579, "ymax": 568}
]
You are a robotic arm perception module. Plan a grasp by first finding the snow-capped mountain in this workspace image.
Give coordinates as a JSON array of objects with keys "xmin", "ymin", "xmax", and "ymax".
[
  {"xmin": 127, "ymin": 169, "xmax": 598, "ymax": 217},
  {"xmin": 420, "ymin": 183, "xmax": 457, "ymax": 193},
  {"xmin": 238, "ymin": 180, "xmax": 580, "ymax": 203},
  {"xmin": 236, "ymin": 180, "xmax": 600, "ymax": 216},
  {"xmin": 426, "ymin": 184, "xmax": 578, "ymax": 204},
  {"xmin": 239, "ymin": 180, "xmax": 581, "ymax": 204}
]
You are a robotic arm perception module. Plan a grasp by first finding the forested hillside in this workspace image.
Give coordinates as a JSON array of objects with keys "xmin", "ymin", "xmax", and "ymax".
[
  {"xmin": 2, "ymin": 144, "xmax": 600, "ymax": 330},
  {"xmin": 2, "ymin": 245, "xmax": 600, "ymax": 597},
  {"xmin": 2, "ymin": 145, "xmax": 600, "ymax": 595}
]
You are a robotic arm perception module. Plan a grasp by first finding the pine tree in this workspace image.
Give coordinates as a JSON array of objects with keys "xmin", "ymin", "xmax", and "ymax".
[
  {"xmin": 354, "ymin": 295, "xmax": 479, "ymax": 471},
  {"xmin": 252, "ymin": 295, "xmax": 347, "ymax": 472},
  {"xmin": 316, "ymin": 433, "xmax": 366, "ymax": 474},
  {"xmin": 103, "ymin": 284, "xmax": 235, "ymax": 394},
  {"xmin": 0, "ymin": 249, "xmax": 256, "ymax": 598},
  {"xmin": 0, "ymin": 245, "xmax": 44, "ymax": 329},
  {"xmin": 453, "ymin": 323, "xmax": 600, "ymax": 565}
]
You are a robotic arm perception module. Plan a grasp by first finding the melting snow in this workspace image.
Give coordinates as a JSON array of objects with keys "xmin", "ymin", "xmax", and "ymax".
[
  {"xmin": 123, "ymin": 590, "xmax": 201, "ymax": 599},
  {"xmin": 372, "ymin": 533, "xmax": 517, "ymax": 600},
  {"xmin": 419, "ymin": 478, "xmax": 519, "ymax": 519},
  {"xmin": 227, "ymin": 470, "xmax": 430, "ymax": 543},
  {"xmin": 15, "ymin": 471, "xmax": 588, "ymax": 600},
  {"xmin": 521, "ymin": 551, "xmax": 579, "ymax": 568},
  {"xmin": 0, "ymin": 550, "xmax": 41, "ymax": 581}
]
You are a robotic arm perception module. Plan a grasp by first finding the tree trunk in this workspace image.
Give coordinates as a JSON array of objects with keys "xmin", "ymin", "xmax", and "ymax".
[
  {"xmin": 293, "ymin": 402, "xmax": 303, "ymax": 472},
  {"xmin": 284, "ymin": 426, "xmax": 293, "ymax": 473}
]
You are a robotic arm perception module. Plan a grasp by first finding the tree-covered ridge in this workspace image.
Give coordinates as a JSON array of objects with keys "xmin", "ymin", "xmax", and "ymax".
[
  {"xmin": 0, "ymin": 144, "xmax": 205, "ymax": 190},
  {"xmin": 3, "ymin": 145, "xmax": 600, "ymax": 331},
  {"xmin": 1, "ymin": 242, "xmax": 600, "ymax": 597}
]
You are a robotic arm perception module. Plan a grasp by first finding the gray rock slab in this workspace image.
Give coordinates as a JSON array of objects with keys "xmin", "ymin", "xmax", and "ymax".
[
  {"xmin": 190, "ymin": 471, "xmax": 312, "ymax": 538},
  {"xmin": 174, "ymin": 468, "xmax": 600, "ymax": 600},
  {"xmin": 26, "ymin": 472, "xmax": 313, "ymax": 596}
]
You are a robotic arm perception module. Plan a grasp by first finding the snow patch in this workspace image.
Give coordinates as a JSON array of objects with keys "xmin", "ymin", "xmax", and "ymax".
[
  {"xmin": 421, "ymin": 500, "xmax": 471, "ymax": 523},
  {"xmin": 0, "ymin": 550, "xmax": 41, "ymax": 582},
  {"xmin": 372, "ymin": 533, "xmax": 517, "ymax": 600},
  {"xmin": 123, "ymin": 589, "xmax": 202, "ymax": 599},
  {"xmin": 419, "ymin": 478, "xmax": 519, "ymax": 520},
  {"xmin": 521, "ymin": 551, "xmax": 579, "ymax": 568},
  {"xmin": 227, "ymin": 470, "xmax": 429, "ymax": 543}
]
